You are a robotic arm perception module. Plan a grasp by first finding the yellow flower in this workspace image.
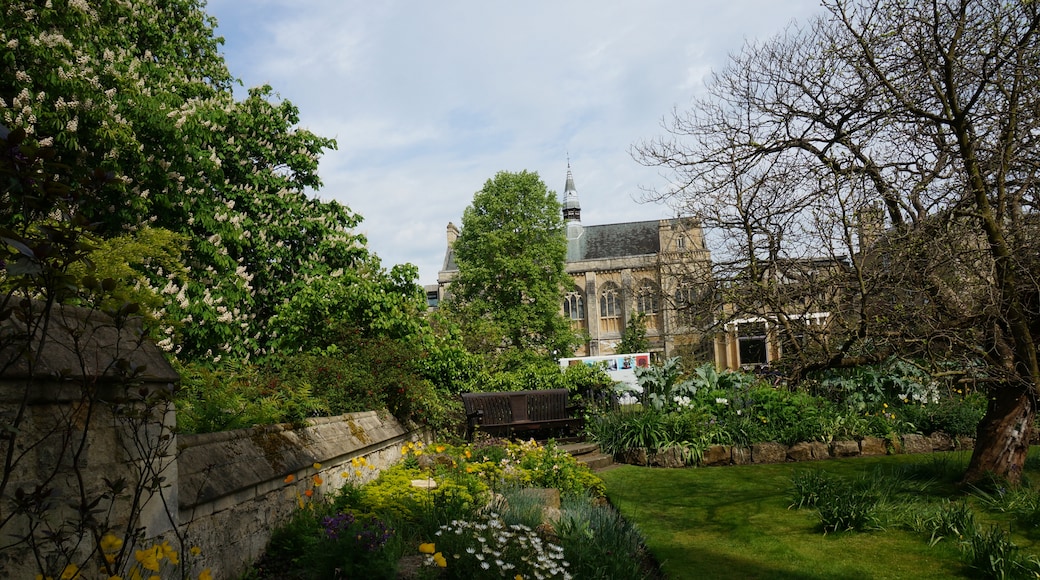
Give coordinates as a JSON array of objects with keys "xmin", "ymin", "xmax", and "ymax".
[
  {"xmin": 312, "ymin": 462, "xmax": 322, "ymax": 469},
  {"xmin": 433, "ymin": 552, "xmax": 447, "ymax": 568},
  {"xmin": 148, "ymin": 576, "xmax": 160, "ymax": 580},
  {"xmin": 101, "ymin": 533, "xmax": 123, "ymax": 553},
  {"xmin": 108, "ymin": 576, "xmax": 123, "ymax": 580},
  {"xmin": 515, "ymin": 575, "xmax": 524, "ymax": 580},
  {"xmin": 60, "ymin": 564, "xmax": 81, "ymax": 580},
  {"xmin": 419, "ymin": 542, "xmax": 436, "ymax": 554},
  {"xmin": 351, "ymin": 457, "xmax": 360, "ymax": 468},
  {"xmin": 341, "ymin": 471, "xmax": 350, "ymax": 478},
  {"xmin": 414, "ymin": 449, "xmax": 423, "ymax": 456},
  {"xmin": 883, "ymin": 403, "xmax": 888, "ymax": 408},
  {"xmin": 283, "ymin": 474, "xmax": 295, "ymax": 484},
  {"xmin": 190, "ymin": 546, "xmax": 202, "ymax": 557},
  {"xmin": 199, "ymin": 570, "xmax": 213, "ymax": 580},
  {"xmin": 435, "ymin": 444, "xmax": 446, "ymax": 453},
  {"xmin": 160, "ymin": 541, "xmax": 179, "ymax": 565},
  {"xmin": 135, "ymin": 546, "xmax": 161, "ymax": 572},
  {"xmin": 464, "ymin": 449, "xmax": 472, "ymax": 459}
]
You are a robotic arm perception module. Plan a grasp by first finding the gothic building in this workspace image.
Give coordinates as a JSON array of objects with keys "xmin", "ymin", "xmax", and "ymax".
[{"xmin": 433, "ymin": 166, "xmax": 715, "ymax": 360}]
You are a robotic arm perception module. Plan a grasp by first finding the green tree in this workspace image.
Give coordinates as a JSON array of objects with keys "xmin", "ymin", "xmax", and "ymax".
[
  {"xmin": 446, "ymin": 170, "xmax": 578, "ymax": 359},
  {"xmin": 0, "ymin": 0, "xmax": 371, "ymax": 362},
  {"xmin": 635, "ymin": 0, "xmax": 1040, "ymax": 483},
  {"xmin": 616, "ymin": 312, "xmax": 650, "ymax": 355}
]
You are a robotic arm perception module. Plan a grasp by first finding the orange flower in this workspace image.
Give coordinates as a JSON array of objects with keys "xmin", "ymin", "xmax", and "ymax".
[
  {"xmin": 312, "ymin": 474, "xmax": 323, "ymax": 486},
  {"xmin": 283, "ymin": 474, "xmax": 295, "ymax": 484},
  {"xmin": 304, "ymin": 489, "xmax": 313, "ymax": 498}
]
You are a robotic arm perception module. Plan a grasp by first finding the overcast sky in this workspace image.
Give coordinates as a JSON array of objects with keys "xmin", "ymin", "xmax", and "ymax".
[{"xmin": 205, "ymin": 0, "xmax": 825, "ymax": 285}]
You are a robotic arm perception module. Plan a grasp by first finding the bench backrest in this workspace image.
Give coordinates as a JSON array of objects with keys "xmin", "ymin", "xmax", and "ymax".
[{"xmin": 462, "ymin": 389, "xmax": 572, "ymax": 424}]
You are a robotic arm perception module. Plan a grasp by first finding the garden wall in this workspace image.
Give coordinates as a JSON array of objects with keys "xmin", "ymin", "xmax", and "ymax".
[
  {"xmin": 177, "ymin": 411, "xmax": 423, "ymax": 579},
  {"xmin": 0, "ymin": 303, "xmax": 423, "ymax": 580},
  {"xmin": 619, "ymin": 432, "xmax": 975, "ymax": 468}
]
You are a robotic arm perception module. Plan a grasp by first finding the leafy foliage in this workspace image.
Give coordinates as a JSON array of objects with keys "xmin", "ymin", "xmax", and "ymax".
[
  {"xmin": 446, "ymin": 170, "xmax": 579, "ymax": 359},
  {"xmin": 0, "ymin": 0, "xmax": 383, "ymax": 362}
]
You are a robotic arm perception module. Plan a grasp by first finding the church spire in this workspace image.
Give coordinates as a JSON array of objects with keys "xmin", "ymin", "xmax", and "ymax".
[{"xmin": 562, "ymin": 158, "xmax": 581, "ymax": 223}]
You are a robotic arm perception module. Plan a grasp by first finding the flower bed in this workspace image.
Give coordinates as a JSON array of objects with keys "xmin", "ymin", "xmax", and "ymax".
[{"xmin": 248, "ymin": 439, "xmax": 659, "ymax": 579}]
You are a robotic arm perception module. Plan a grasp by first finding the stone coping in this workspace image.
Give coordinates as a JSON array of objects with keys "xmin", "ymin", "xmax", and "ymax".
[{"xmin": 177, "ymin": 411, "xmax": 417, "ymax": 511}]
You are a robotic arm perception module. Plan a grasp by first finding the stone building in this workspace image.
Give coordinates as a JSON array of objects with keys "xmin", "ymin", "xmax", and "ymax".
[{"xmin": 434, "ymin": 166, "xmax": 715, "ymax": 360}]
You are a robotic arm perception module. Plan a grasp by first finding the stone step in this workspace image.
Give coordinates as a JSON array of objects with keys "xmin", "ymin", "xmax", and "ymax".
[
  {"xmin": 560, "ymin": 441, "xmax": 615, "ymax": 471},
  {"xmin": 577, "ymin": 452, "xmax": 615, "ymax": 471},
  {"xmin": 559, "ymin": 441, "xmax": 599, "ymax": 456}
]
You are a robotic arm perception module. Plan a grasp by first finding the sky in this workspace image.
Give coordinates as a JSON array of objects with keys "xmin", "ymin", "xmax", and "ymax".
[{"xmin": 205, "ymin": 0, "xmax": 826, "ymax": 286}]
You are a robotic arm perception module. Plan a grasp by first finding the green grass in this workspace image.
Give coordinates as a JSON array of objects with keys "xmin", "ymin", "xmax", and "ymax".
[{"xmin": 600, "ymin": 452, "xmax": 1040, "ymax": 580}]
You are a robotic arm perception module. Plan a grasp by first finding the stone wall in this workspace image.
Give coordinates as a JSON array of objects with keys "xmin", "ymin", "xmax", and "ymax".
[
  {"xmin": 619, "ymin": 432, "xmax": 975, "ymax": 468},
  {"xmin": 177, "ymin": 412, "xmax": 422, "ymax": 579},
  {"xmin": 0, "ymin": 303, "xmax": 423, "ymax": 579}
]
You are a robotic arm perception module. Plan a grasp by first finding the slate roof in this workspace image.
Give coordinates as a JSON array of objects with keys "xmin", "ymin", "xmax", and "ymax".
[
  {"xmin": 569, "ymin": 220, "xmax": 661, "ymax": 262},
  {"xmin": 441, "ymin": 219, "xmax": 663, "ymax": 275}
]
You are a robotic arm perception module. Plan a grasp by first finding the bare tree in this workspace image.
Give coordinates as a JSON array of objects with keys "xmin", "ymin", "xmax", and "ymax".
[{"xmin": 636, "ymin": 0, "xmax": 1040, "ymax": 483}]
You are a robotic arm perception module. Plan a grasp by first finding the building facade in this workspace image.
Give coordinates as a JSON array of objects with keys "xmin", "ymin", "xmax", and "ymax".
[{"xmin": 434, "ymin": 166, "xmax": 715, "ymax": 361}]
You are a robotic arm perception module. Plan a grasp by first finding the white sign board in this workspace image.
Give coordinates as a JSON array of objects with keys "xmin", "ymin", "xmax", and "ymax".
[{"xmin": 559, "ymin": 353, "xmax": 651, "ymax": 392}]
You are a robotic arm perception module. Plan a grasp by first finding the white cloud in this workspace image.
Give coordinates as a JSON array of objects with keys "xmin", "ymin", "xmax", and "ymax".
[{"xmin": 207, "ymin": 0, "xmax": 825, "ymax": 284}]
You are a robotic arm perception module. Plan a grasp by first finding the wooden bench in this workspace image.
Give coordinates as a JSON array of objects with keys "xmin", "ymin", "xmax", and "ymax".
[{"xmin": 461, "ymin": 388, "xmax": 585, "ymax": 441}]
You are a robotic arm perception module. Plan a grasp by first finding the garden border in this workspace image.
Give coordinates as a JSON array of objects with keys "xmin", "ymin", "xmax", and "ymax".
[{"xmin": 616, "ymin": 432, "xmax": 974, "ymax": 468}]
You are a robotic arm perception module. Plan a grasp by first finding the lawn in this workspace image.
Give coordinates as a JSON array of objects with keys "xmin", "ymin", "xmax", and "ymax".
[{"xmin": 599, "ymin": 452, "xmax": 1040, "ymax": 580}]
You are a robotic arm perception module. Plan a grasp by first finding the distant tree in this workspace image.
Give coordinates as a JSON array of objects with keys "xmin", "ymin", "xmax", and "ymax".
[
  {"xmin": 616, "ymin": 312, "xmax": 650, "ymax": 355},
  {"xmin": 635, "ymin": 0, "xmax": 1040, "ymax": 484},
  {"xmin": 446, "ymin": 170, "xmax": 579, "ymax": 359}
]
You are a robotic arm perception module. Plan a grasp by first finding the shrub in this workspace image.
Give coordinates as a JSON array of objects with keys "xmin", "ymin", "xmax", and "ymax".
[
  {"xmin": 587, "ymin": 409, "xmax": 671, "ymax": 455},
  {"xmin": 905, "ymin": 499, "xmax": 977, "ymax": 546},
  {"xmin": 789, "ymin": 469, "xmax": 840, "ymax": 509},
  {"xmin": 962, "ymin": 525, "xmax": 1040, "ymax": 580},
  {"xmin": 174, "ymin": 361, "xmax": 328, "ymax": 433},
  {"xmin": 899, "ymin": 390, "xmax": 986, "ymax": 437},
  {"xmin": 555, "ymin": 495, "xmax": 654, "ymax": 579}
]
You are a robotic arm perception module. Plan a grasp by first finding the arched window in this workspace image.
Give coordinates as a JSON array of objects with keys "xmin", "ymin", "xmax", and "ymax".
[
  {"xmin": 600, "ymin": 283, "xmax": 621, "ymax": 319},
  {"xmin": 599, "ymin": 282, "xmax": 622, "ymax": 335},
  {"xmin": 674, "ymin": 280, "xmax": 697, "ymax": 325},
  {"xmin": 636, "ymin": 279, "xmax": 659, "ymax": 315},
  {"xmin": 563, "ymin": 290, "xmax": 585, "ymax": 320}
]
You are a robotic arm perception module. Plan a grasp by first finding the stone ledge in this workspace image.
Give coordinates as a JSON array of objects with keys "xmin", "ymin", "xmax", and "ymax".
[{"xmin": 177, "ymin": 411, "xmax": 414, "ymax": 510}]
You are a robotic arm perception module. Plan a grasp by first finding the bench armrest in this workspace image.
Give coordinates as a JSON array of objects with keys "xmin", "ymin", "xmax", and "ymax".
[{"xmin": 466, "ymin": 409, "xmax": 485, "ymax": 425}]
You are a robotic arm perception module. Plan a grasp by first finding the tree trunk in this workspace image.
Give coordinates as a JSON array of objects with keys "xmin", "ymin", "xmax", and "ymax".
[{"xmin": 963, "ymin": 383, "xmax": 1035, "ymax": 485}]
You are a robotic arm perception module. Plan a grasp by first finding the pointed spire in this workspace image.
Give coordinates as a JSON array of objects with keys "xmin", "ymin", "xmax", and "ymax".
[{"xmin": 562, "ymin": 158, "xmax": 581, "ymax": 223}]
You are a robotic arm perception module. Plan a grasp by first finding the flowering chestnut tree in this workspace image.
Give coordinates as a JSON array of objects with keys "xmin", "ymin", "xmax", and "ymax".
[{"xmin": 1, "ymin": 0, "xmax": 374, "ymax": 362}]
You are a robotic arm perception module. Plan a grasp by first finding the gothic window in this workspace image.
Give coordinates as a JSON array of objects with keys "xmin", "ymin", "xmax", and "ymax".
[
  {"xmin": 600, "ymin": 283, "xmax": 621, "ymax": 319},
  {"xmin": 563, "ymin": 290, "xmax": 585, "ymax": 320},
  {"xmin": 636, "ymin": 279, "xmax": 659, "ymax": 315}
]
